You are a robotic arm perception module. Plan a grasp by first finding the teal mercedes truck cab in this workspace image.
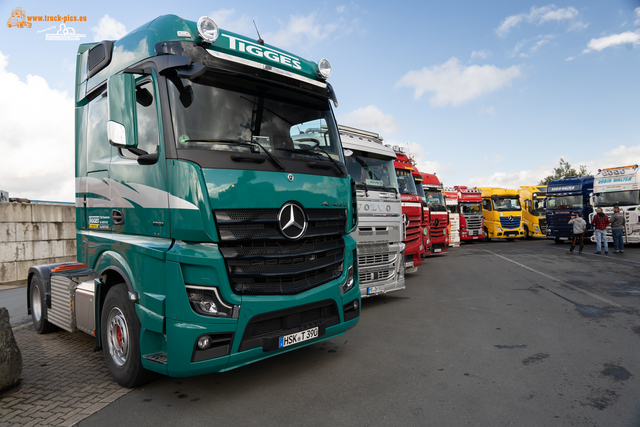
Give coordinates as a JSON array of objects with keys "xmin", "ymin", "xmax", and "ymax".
[{"xmin": 26, "ymin": 14, "xmax": 360, "ymax": 387}]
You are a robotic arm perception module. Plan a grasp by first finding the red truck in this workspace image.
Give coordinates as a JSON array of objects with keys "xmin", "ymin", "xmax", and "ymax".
[
  {"xmin": 454, "ymin": 186, "xmax": 485, "ymax": 241},
  {"xmin": 420, "ymin": 173, "xmax": 450, "ymax": 255},
  {"xmin": 391, "ymin": 147, "xmax": 425, "ymax": 273}
]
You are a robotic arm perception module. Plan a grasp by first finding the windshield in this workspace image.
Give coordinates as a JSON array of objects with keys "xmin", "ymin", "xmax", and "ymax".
[
  {"xmin": 446, "ymin": 204, "xmax": 459, "ymax": 214},
  {"xmin": 493, "ymin": 197, "xmax": 521, "ymax": 211},
  {"xmin": 396, "ymin": 169, "xmax": 418, "ymax": 195},
  {"xmin": 425, "ymin": 190, "xmax": 446, "ymax": 210},
  {"xmin": 415, "ymin": 181, "xmax": 426, "ymax": 200},
  {"xmin": 460, "ymin": 202, "xmax": 482, "ymax": 215},
  {"xmin": 532, "ymin": 198, "xmax": 546, "ymax": 216},
  {"xmin": 547, "ymin": 195, "xmax": 583, "ymax": 209},
  {"xmin": 168, "ymin": 72, "xmax": 343, "ymax": 163},
  {"xmin": 594, "ymin": 190, "xmax": 640, "ymax": 207},
  {"xmin": 345, "ymin": 152, "xmax": 398, "ymax": 191}
]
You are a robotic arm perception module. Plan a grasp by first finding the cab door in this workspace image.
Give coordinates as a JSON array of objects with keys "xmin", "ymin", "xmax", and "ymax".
[{"xmin": 108, "ymin": 74, "xmax": 169, "ymax": 239}]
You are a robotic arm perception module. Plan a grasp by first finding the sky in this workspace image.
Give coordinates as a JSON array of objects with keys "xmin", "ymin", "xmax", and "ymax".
[{"xmin": 1, "ymin": 0, "xmax": 640, "ymax": 202}]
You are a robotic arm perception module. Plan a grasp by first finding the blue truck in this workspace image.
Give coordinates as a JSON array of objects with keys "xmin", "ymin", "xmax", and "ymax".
[{"xmin": 545, "ymin": 176, "xmax": 594, "ymax": 243}]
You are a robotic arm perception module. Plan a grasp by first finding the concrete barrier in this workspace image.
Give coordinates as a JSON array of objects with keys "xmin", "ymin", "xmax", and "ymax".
[{"xmin": 0, "ymin": 202, "xmax": 76, "ymax": 283}]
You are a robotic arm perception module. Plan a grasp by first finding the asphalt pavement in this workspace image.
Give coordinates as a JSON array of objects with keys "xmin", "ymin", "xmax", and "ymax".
[
  {"xmin": 2, "ymin": 239, "xmax": 640, "ymax": 426},
  {"xmin": 80, "ymin": 239, "xmax": 640, "ymax": 427}
]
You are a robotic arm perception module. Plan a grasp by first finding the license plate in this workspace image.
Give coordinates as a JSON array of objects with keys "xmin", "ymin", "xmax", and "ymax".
[
  {"xmin": 560, "ymin": 237, "xmax": 568, "ymax": 240},
  {"xmin": 434, "ymin": 249, "xmax": 441, "ymax": 253},
  {"xmin": 472, "ymin": 237, "xmax": 478, "ymax": 239},
  {"xmin": 279, "ymin": 327, "xmax": 319, "ymax": 348},
  {"xmin": 367, "ymin": 285, "xmax": 385, "ymax": 295}
]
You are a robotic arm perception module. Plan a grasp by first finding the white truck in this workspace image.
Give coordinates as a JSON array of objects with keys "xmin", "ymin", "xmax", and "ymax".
[
  {"xmin": 340, "ymin": 125, "xmax": 406, "ymax": 297},
  {"xmin": 590, "ymin": 164, "xmax": 640, "ymax": 243},
  {"xmin": 444, "ymin": 187, "xmax": 460, "ymax": 247}
]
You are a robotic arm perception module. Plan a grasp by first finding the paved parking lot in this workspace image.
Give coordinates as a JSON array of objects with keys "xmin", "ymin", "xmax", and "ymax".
[{"xmin": 2, "ymin": 239, "xmax": 640, "ymax": 426}]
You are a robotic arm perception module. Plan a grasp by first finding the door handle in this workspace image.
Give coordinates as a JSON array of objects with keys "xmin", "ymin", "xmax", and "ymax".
[{"xmin": 112, "ymin": 210, "xmax": 124, "ymax": 225}]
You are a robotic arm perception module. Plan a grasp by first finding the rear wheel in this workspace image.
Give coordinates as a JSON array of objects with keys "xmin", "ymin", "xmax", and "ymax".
[
  {"xmin": 102, "ymin": 284, "xmax": 155, "ymax": 388},
  {"xmin": 30, "ymin": 275, "xmax": 57, "ymax": 334}
]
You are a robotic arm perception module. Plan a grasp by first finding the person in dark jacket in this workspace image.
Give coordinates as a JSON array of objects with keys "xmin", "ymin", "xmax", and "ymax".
[
  {"xmin": 610, "ymin": 205, "xmax": 625, "ymax": 253},
  {"xmin": 591, "ymin": 208, "xmax": 609, "ymax": 254},
  {"xmin": 567, "ymin": 212, "xmax": 587, "ymax": 254}
]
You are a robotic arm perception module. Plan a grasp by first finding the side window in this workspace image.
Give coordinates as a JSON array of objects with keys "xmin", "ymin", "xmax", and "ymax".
[
  {"xmin": 86, "ymin": 93, "xmax": 109, "ymax": 171},
  {"xmin": 483, "ymin": 198, "xmax": 492, "ymax": 211},
  {"xmin": 122, "ymin": 79, "xmax": 159, "ymax": 159}
]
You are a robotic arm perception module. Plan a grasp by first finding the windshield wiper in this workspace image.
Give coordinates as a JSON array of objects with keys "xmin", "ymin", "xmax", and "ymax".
[
  {"xmin": 182, "ymin": 138, "xmax": 285, "ymax": 171},
  {"xmin": 281, "ymin": 147, "xmax": 345, "ymax": 176}
]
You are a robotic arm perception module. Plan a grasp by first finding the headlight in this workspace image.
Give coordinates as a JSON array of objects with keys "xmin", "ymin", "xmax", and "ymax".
[
  {"xmin": 187, "ymin": 286, "xmax": 238, "ymax": 318},
  {"xmin": 534, "ymin": 225, "xmax": 540, "ymax": 232},
  {"xmin": 496, "ymin": 226, "xmax": 503, "ymax": 232},
  {"xmin": 340, "ymin": 252, "xmax": 355, "ymax": 295},
  {"xmin": 197, "ymin": 16, "xmax": 219, "ymax": 43},
  {"xmin": 317, "ymin": 58, "xmax": 332, "ymax": 79}
]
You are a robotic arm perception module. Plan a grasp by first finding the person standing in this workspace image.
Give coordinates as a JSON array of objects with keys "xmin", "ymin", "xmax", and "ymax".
[
  {"xmin": 591, "ymin": 207, "xmax": 610, "ymax": 254},
  {"xmin": 610, "ymin": 205, "xmax": 625, "ymax": 253},
  {"xmin": 567, "ymin": 212, "xmax": 587, "ymax": 254}
]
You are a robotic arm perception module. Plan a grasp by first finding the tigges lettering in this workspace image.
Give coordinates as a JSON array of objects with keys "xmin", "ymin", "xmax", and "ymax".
[{"xmin": 223, "ymin": 34, "xmax": 302, "ymax": 70}]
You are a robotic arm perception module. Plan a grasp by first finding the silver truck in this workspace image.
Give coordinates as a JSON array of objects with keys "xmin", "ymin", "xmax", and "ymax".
[{"xmin": 340, "ymin": 125, "xmax": 405, "ymax": 297}]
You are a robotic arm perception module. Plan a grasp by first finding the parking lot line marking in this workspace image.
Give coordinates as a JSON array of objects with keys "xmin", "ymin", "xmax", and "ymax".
[{"xmin": 482, "ymin": 249, "xmax": 623, "ymax": 309}]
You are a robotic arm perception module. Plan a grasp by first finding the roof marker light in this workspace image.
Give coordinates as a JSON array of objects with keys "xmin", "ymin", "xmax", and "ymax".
[
  {"xmin": 197, "ymin": 16, "xmax": 219, "ymax": 44},
  {"xmin": 317, "ymin": 58, "xmax": 332, "ymax": 79}
]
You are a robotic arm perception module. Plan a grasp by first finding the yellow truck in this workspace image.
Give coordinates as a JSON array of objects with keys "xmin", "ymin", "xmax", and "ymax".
[
  {"xmin": 478, "ymin": 187, "xmax": 524, "ymax": 240},
  {"xmin": 518, "ymin": 186, "xmax": 547, "ymax": 238}
]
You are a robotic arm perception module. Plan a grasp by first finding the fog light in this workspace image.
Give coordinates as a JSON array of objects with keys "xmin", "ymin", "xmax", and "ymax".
[
  {"xmin": 197, "ymin": 16, "xmax": 219, "ymax": 43},
  {"xmin": 352, "ymin": 300, "xmax": 359, "ymax": 311},
  {"xmin": 197, "ymin": 335, "xmax": 212, "ymax": 350}
]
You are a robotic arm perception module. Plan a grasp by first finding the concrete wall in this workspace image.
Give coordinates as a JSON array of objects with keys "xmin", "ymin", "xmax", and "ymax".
[{"xmin": 0, "ymin": 202, "xmax": 76, "ymax": 283}]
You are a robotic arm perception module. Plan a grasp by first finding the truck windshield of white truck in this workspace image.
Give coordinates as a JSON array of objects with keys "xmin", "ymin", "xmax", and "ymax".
[
  {"xmin": 594, "ymin": 190, "xmax": 639, "ymax": 206},
  {"xmin": 345, "ymin": 152, "xmax": 398, "ymax": 192},
  {"xmin": 168, "ymin": 72, "xmax": 343, "ymax": 166},
  {"xmin": 547, "ymin": 195, "xmax": 583, "ymax": 209}
]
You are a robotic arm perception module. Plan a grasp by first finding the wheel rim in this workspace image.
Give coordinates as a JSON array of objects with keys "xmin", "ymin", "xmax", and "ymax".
[
  {"xmin": 107, "ymin": 307, "xmax": 129, "ymax": 367},
  {"xmin": 31, "ymin": 283, "xmax": 42, "ymax": 322}
]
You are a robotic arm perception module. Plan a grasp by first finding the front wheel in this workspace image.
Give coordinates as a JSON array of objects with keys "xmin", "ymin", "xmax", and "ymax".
[
  {"xmin": 483, "ymin": 227, "xmax": 491, "ymax": 242},
  {"xmin": 102, "ymin": 284, "xmax": 155, "ymax": 388},
  {"xmin": 30, "ymin": 275, "xmax": 57, "ymax": 334}
]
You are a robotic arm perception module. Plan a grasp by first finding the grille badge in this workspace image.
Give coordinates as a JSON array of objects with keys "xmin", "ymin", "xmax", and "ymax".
[{"xmin": 278, "ymin": 202, "xmax": 307, "ymax": 240}]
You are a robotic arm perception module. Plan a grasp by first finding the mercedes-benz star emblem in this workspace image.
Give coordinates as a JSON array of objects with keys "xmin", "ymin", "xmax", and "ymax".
[
  {"xmin": 287, "ymin": 174, "xmax": 294, "ymax": 182},
  {"xmin": 508, "ymin": 215, "xmax": 513, "ymax": 221},
  {"xmin": 278, "ymin": 203, "xmax": 307, "ymax": 240},
  {"xmin": 434, "ymin": 219, "xmax": 439, "ymax": 227}
]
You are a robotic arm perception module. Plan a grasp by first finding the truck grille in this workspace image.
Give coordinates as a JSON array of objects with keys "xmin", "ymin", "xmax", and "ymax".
[
  {"xmin": 214, "ymin": 209, "xmax": 346, "ymax": 295},
  {"xmin": 360, "ymin": 269, "xmax": 393, "ymax": 283},
  {"xmin": 359, "ymin": 253, "xmax": 391, "ymax": 266},
  {"xmin": 539, "ymin": 218, "xmax": 547, "ymax": 234},
  {"xmin": 500, "ymin": 216, "xmax": 521, "ymax": 229},
  {"xmin": 463, "ymin": 215, "xmax": 482, "ymax": 230}
]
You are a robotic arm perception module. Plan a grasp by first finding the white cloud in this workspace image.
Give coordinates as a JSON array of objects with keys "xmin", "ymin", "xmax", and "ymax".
[
  {"xmin": 635, "ymin": 7, "xmax": 640, "ymax": 26},
  {"xmin": 91, "ymin": 14, "xmax": 127, "ymax": 41},
  {"xmin": 512, "ymin": 34, "xmax": 555, "ymax": 57},
  {"xmin": 0, "ymin": 52, "xmax": 74, "ymax": 202},
  {"xmin": 583, "ymin": 31, "xmax": 640, "ymax": 52},
  {"xmin": 471, "ymin": 49, "xmax": 491, "ymax": 59},
  {"xmin": 496, "ymin": 5, "xmax": 585, "ymax": 37},
  {"xmin": 337, "ymin": 105, "xmax": 398, "ymax": 135},
  {"xmin": 483, "ymin": 154, "xmax": 505, "ymax": 164},
  {"xmin": 210, "ymin": 9, "xmax": 254, "ymax": 36},
  {"xmin": 406, "ymin": 142, "xmax": 444, "ymax": 175},
  {"xmin": 395, "ymin": 57, "xmax": 522, "ymax": 107},
  {"xmin": 336, "ymin": 5, "xmax": 347, "ymax": 14}
]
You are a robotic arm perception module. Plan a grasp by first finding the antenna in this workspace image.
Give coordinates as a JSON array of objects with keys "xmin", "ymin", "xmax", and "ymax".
[{"xmin": 253, "ymin": 20, "xmax": 264, "ymax": 45}]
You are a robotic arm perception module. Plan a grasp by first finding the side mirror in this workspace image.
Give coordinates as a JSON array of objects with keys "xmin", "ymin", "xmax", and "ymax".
[{"xmin": 107, "ymin": 73, "xmax": 138, "ymax": 148}]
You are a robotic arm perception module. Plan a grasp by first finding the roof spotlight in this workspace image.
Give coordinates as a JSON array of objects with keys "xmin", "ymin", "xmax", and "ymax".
[{"xmin": 197, "ymin": 16, "xmax": 219, "ymax": 43}]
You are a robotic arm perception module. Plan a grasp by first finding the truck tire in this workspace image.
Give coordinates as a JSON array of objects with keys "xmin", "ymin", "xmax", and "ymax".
[
  {"xmin": 29, "ymin": 275, "xmax": 57, "ymax": 334},
  {"xmin": 102, "ymin": 284, "xmax": 155, "ymax": 388},
  {"xmin": 523, "ymin": 226, "xmax": 530, "ymax": 240},
  {"xmin": 483, "ymin": 227, "xmax": 491, "ymax": 242}
]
